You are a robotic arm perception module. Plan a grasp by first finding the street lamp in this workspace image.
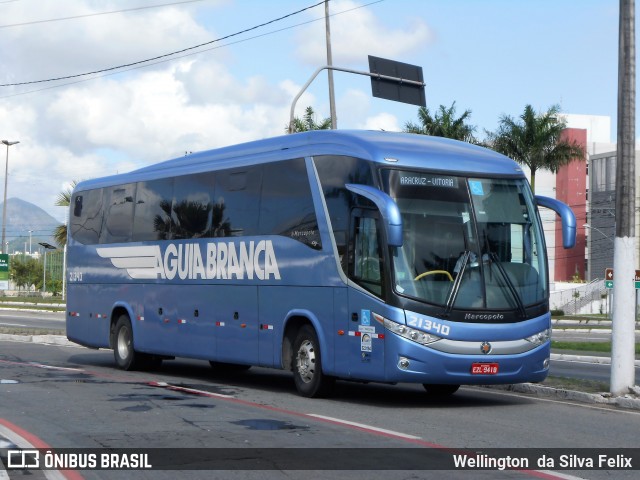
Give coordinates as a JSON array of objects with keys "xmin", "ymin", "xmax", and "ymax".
[
  {"xmin": 39, "ymin": 242, "xmax": 57, "ymax": 295},
  {"xmin": 1, "ymin": 140, "xmax": 19, "ymax": 254}
]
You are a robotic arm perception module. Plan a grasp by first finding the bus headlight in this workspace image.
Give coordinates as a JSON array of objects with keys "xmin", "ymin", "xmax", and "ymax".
[
  {"xmin": 525, "ymin": 328, "xmax": 551, "ymax": 346},
  {"xmin": 384, "ymin": 318, "xmax": 441, "ymax": 346}
]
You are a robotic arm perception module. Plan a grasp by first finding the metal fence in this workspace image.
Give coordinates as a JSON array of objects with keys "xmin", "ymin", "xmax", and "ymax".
[{"xmin": 550, "ymin": 279, "xmax": 609, "ymax": 316}]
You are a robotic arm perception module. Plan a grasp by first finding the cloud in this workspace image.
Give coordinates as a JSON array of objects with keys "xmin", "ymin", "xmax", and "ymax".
[
  {"xmin": 359, "ymin": 112, "xmax": 401, "ymax": 132},
  {"xmin": 1, "ymin": 1, "xmax": 216, "ymax": 84},
  {"xmin": 295, "ymin": 0, "xmax": 433, "ymax": 66},
  {"xmin": 0, "ymin": 0, "xmax": 416, "ymax": 222}
]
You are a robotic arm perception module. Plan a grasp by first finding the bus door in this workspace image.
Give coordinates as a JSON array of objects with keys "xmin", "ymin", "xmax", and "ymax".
[{"xmin": 347, "ymin": 209, "xmax": 386, "ymax": 381}]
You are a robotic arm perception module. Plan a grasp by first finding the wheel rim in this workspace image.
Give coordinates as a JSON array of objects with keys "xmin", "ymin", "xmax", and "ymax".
[
  {"xmin": 117, "ymin": 326, "xmax": 131, "ymax": 360},
  {"xmin": 296, "ymin": 339, "xmax": 316, "ymax": 384}
]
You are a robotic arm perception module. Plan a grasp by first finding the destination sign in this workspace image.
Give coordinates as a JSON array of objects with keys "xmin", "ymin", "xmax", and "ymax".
[{"xmin": 398, "ymin": 173, "xmax": 459, "ymax": 188}]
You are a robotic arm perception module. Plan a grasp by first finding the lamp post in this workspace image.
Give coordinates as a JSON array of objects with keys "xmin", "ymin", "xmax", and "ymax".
[
  {"xmin": 1, "ymin": 140, "xmax": 19, "ymax": 254},
  {"xmin": 39, "ymin": 242, "xmax": 57, "ymax": 296}
]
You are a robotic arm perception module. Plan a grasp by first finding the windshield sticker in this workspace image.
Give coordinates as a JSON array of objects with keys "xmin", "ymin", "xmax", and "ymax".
[
  {"xmin": 469, "ymin": 180, "xmax": 484, "ymax": 196},
  {"xmin": 96, "ymin": 240, "xmax": 281, "ymax": 281}
]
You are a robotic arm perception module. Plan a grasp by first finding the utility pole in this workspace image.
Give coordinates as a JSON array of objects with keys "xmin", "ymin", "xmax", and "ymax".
[
  {"xmin": 611, "ymin": 0, "xmax": 636, "ymax": 395},
  {"xmin": 325, "ymin": 0, "xmax": 337, "ymax": 129},
  {"xmin": 1, "ymin": 140, "xmax": 19, "ymax": 254}
]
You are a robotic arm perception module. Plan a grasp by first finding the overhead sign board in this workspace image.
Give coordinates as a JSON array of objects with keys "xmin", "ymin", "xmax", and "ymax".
[{"xmin": 368, "ymin": 55, "xmax": 426, "ymax": 107}]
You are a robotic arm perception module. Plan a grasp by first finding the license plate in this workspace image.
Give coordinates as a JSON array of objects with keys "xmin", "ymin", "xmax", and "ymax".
[{"xmin": 471, "ymin": 363, "xmax": 499, "ymax": 375}]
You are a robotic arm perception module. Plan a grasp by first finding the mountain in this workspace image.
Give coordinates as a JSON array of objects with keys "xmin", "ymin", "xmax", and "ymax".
[{"xmin": 0, "ymin": 198, "xmax": 60, "ymax": 254}]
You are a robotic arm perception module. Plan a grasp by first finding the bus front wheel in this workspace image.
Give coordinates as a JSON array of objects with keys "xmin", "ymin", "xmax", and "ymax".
[
  {"xmin": 292, "ymin": 325, "xmax": 334, "ymax": 398},
  {"xmin": 113, "ymin": 315, "xmax": 140, "ymax": 371}
]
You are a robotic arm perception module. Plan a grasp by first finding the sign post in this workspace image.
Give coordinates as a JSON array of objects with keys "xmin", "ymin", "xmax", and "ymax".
[{"xmin": 605, "ymin": 268, "xmax": 614, "ymax": 289}]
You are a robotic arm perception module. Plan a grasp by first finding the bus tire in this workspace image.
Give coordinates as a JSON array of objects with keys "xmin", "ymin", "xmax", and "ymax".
[
  {"xmin": 292, "ymin": 325, "xmax": 334, "ymax": 398},
  {"xmin": 113, "ymin": 314, "xmax": 140, "ymax": 371},
  {"xmin": 422, "ymin": 384, "xmax": 460, "ymax": 396}
]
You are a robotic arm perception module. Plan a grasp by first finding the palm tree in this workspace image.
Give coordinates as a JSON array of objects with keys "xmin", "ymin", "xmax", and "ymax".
[
  {"xmin": 487, "ymin": 104, "xmax": 585, "ymax": 193},
  {"xmin": 286, "ymin": 106, "xmax": 332, "ymax": 133},
  {"xmin": 53, "ymin": 181, "xmax": 77, "ymax": 247},
  {"xmin": 404, "ymin": 102, "xmax": 478, "ymax": 143}
]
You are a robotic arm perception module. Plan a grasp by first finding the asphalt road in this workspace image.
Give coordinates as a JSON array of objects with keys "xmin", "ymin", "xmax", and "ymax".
[
  {"xmin": 0, "ymin": 309, "xmax": 65, "ymax": 331},
  {"xmin": 1, "ymin": 341, "xmax": 640, "ymax": 479}
]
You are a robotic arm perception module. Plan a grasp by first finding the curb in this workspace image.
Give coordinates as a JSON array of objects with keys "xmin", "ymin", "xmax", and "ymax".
[
  {"xmin": 0, "ymin": 333, "xmax": 76, "ymax": 347},
  {"xmin": 485, "ymin": 383, "xmax": 640, "ymax": 410}
]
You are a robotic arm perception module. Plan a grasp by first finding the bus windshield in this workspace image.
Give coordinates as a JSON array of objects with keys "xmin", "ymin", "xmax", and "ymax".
[{"xmin": 383, "ymin": 170, "xmax": 547, "ymax": 316}]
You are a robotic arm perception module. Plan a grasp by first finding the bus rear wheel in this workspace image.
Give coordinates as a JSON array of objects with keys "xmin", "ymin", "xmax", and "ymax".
[
  {"xmin": 422, "ymin": 384, "xmax": 460, "ymax": 396},
  {"xmin": 292, "ymin": 325, "xmax": 334, "ymax": 398},
  {"xmin": 113, "ymin": 315, "xmax": 141, "ymax": 371}
]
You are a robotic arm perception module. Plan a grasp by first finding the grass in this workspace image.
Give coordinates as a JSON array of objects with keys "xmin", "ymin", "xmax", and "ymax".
[
  {"xmin": 542, "ymin": 375, "xmax": 609, "ymax": 394},
  {"xmin": 0, "ymin": 326, "xmax": 63, "ymax": 335},
  {"xmin": 0, "ymin": 296, "xmax": 66, "ymax": 311}
]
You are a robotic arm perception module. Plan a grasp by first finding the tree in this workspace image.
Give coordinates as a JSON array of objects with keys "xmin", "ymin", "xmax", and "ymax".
[
  {"xmin": 404, "ymin": 102, "xmax": 478, "ymax": 143},
  {"xmin": 287, "ymin": 106, "xmax": 332, "ymax": 133},
  {"xmin": 53, "ymin": 181, "xmax": 77, "ymax": 247},
  {"xmin": 10, "ymin": 255, "xmax": 42, "ymax": 291},
  {"xmin": 487, "ymin": 105, "xmax": 584, "ymax": 193}
]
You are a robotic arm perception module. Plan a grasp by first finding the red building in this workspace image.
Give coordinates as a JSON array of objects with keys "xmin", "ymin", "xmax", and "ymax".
[{"xmin": 553, "ymin": 128, "xmax": 587, "ymax": 281}]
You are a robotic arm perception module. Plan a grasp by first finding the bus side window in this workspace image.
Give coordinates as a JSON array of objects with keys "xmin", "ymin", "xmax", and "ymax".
[
  {"xmin": 172, "ymin": 172, "xmax": 215, "ymax": 240},
  {"xmin": 350, "ymin": 213, "xmax": 384, "ymax": 298},
  {"xmin": 101, "ymin": 184, "xmax": 135, "ymax": 244},
  {"xmin": 70, "ymin": 189, "xmax": 104, "ymax": 245},
  {"xmin": 133, "ymin": 179, "xmax": 174, "ymax": 241},
  {"xmin": 214, "ymin": 168, "xmax": 261, "ymax": 237},
  {"xmin": 260, "ymin": 158, "xmax": 321, "ymax": 249}
]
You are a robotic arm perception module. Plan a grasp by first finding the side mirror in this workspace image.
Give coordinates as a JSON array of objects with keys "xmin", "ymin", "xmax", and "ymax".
[
  {"xmin": 535, "ymin": 195, "xmax": 576, "ymax": 249},
  {"xmin": 346, "ymin": 184, "xmax": 403, "ymax": 247}
]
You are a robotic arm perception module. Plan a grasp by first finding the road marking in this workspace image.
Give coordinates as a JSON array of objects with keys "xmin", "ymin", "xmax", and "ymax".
[
  {"xmin": 0, "ymin": 419, "xmax": 83, "ymax": 480},
  {"xmin": 0, "ymin": 456, "xmax": 8, "ymax": 480},
  {"xmin": 536, "ymin": 471, "xmax": 587, "ymax": 480},
  {"xmin": 306, "ymin": 414, "xmax": 422, "ymax": 440},
  {"xmin": 148, "ymin": 381, "xmax": 234, "ymax": 399},
  {"xmin": 0, "ymin": 359, "xmax": 84, "ymax": 372}
]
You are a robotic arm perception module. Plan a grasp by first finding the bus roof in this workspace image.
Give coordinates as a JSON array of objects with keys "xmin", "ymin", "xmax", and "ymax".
[{"xmin": 77, "ymin": 130, "xmax": 524, "ymax": 190}]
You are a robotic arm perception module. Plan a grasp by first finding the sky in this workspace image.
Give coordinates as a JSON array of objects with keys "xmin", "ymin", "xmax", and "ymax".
[{"xmin": 0, "ymin": 0, "xmax": 627, "ymax": 231}]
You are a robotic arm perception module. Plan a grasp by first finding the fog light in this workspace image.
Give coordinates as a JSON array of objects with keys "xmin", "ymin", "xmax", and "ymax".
[
  {"xmin": 543, "ymin": 358, "xmax": 550, "ymax": 370},
  {"xmin": 398, "ymin": 357, "xmax": 410, "ymax": 370}
]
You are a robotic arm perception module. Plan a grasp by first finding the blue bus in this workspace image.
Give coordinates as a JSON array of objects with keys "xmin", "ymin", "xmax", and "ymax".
[{"xmin": 66, "ymin": 130, "xmax": 575, "ymax": 397}]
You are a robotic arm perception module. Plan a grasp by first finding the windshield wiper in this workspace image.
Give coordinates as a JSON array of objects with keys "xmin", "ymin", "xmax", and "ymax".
[
  {"xmin": 487, "ymin": 252, "xmax": 526, "ymax": 318},
  {"xmin": 443, "ymin": 250, "xmax": 472, "ymax": 317}
]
